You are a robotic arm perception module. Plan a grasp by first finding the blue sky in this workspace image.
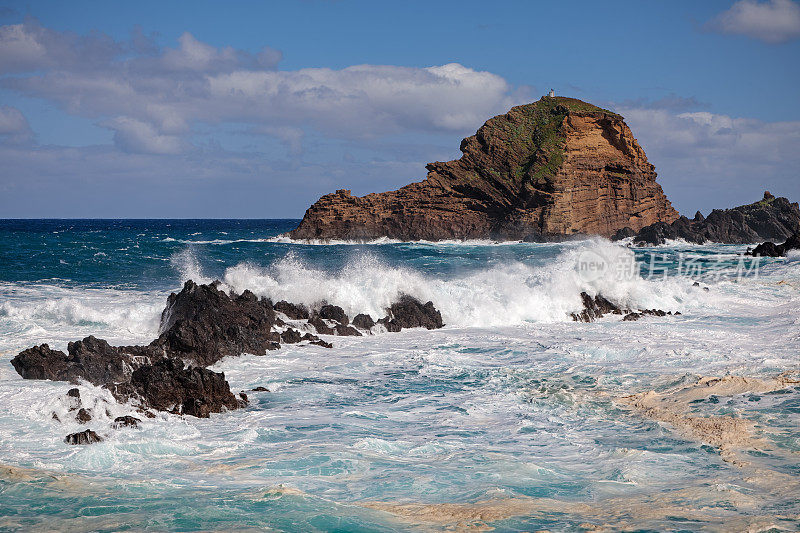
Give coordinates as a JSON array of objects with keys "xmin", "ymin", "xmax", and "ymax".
[{"xmin": 1, "ymin": 0, "xmax": 799, "ymax": 218}]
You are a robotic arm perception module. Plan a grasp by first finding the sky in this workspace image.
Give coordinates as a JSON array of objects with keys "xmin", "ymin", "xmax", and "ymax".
[{"xmin": 0, "ymin": 0, "xmax": 799, "ymax": 218}]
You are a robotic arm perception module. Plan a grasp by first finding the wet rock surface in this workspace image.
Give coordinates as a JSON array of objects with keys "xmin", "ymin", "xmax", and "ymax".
[
  {"xmin": 11, "ymin": 337, "xmax": 153, "ymax": 385},
  {"xmin": 64, "ymin": 429, "xmax": 102, "ymax": 445},
  {"xmin": 13, "ymin": 280, "xmax": 447, "ymax": 427},
  {"xmin": 623, "ymin": 192, "xmax": 800, "ymax": 245},
  {"xmin": 748, "ymin": 231, "xmax": 800, "ymax": 257},
  {"xmin": 381, "ymin": 296, "xmax": 444, "ymax": 331},
  {"xmin": 571, "ymin": 292, "xmax": 677, "ymax": 322},
  {"xmin": 112, "ymin": 416, "xmax": 141, "ymax": 429},
  {"xmin": 115, "ymin": 358, "xmax": 244, "ymax": 418},
  {"xmin": 273, "ymin": 300, "xmax": 309, "ymax": 320},
  {"xmin": 352, "ymin": 313, "xmax": 375, "ymax": 330},
  {"xmin": 153, "ymin": 280, "xmax": 280, "ymax": 366}
]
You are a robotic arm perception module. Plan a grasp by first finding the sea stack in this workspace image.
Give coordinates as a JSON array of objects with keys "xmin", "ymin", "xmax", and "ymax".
[{"xmin": 289, "ymin": 96, "xmax": 679, "ymax": 241}]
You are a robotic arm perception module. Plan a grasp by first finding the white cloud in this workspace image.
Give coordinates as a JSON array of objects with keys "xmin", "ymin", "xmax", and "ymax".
[
  {"xmin": 104, "ymin": 117, "xmax": 185, "ymax": 154},
  {"xmin": 618, "ymin": 106, "xmax": 800, "ymax": 211},
  {"xmin": 0, "ymin": 20, "xmax": 527, "ymax": 154},
  {"xmin": 706, "ymin": 0, "xmax": 800, "ymax": 44},
  {"xmin": 0, "ymin": 105, "xmax": 32, "ymax": 143}
]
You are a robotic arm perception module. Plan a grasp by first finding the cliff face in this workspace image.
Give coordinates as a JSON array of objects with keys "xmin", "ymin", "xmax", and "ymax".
[{"xmin": 289, "ymin": 96, "xmax": 679, "ymax": 241}]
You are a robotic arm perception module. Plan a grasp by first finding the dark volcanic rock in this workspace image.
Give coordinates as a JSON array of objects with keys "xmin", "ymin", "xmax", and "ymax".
[
  {"xmin": 154, "ymin": 280, "xmax": 280, "ymax": 366},
  {"xmin": 334, "ymin": 324, "xmax": 362, "ymax": 336},
  {"xmin": 280, "ymin": 328, "xmax": 303, "ymax": 344},
  {"xmin": 381, "ymin": 296, "xmax": 444, "ymax": 331},
  {"xmin": 318, "ymin": 304, "xmax": 349, "ymax": 325},
  {"xmin": 120, "ymin": 358, "xmax": 243, "ymax": 418},
  {"xmin": 352, "ymin": 313, "xmax": 375, "ymax": 330},
  {"xmin": 748, "ymin": 232, "xmax": 800, "ymax": 257},
  {"xmin": 112, "ymin": 416, "xmax": 140, "ymax": 429},
  {"xmin": 302, "ymin": 333, "xmax": 332, "ymax": 348},
  {"xmin": 67, "ymin": 388, "xmax": 80, "ymax": 398},
  {"xmin": 75, "ymin": 408, "xmax": 92, "ymax": 424},
  {"xmin": 309, "ymin": 314, "xmax": 335, "ymax": 335},
  {"xmin": 274, "ymin": 300, "xmax": 309, "ymax": 320},
  {"xmin": 612, "ymin": 227, "xmax": 637, "ymax": 241},
  {"xmin": 64, "ymin": 429, "xmax": 102, "ymax": 445},
  {"xmin": 289, "ymin": 96, "xmax": 678, "ymax": 241},
  {"xmin": 571, "ymin": 292, "xmax": 627, "ymax": 322},
  {"xmin": 11, "ymin": 337, "xmax": 154, "ymax": 385},
  {"xmin": 633, "ymin": 192, "xmax": 800, "ymax": 245},
  {"xmin": 572, "ymin": 292, "xmax": 676, "ymax": 322}
]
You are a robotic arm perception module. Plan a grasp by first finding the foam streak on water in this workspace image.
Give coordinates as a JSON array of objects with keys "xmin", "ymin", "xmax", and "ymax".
[{"xmin": 1, "ymin": 219, "xmax": 799, "ymax": 531}]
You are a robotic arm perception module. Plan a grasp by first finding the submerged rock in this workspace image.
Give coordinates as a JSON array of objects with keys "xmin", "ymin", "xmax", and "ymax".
[
  {"xmin": 64, "ymin": 429, "xmax": 102, "ymax": 445},
  {"xmin": 112, "ymin": 416, "xmax": 140, "ymax": 429},
  {"xmin": 571, "ymin": 292, "xmax": 675, "ymax": 322},
  {"xmin": 571, "ymin": 292, "xmax": 626, "ymax": 322},
  {"xmin": 75, "ymin": 408, "xmax": 92, "ymax": 424}
]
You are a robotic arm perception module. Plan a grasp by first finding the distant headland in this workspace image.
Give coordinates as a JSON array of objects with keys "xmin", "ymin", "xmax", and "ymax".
[{"xmin": 288, "ymin": 95, "xmax": 800, "ymax": 244}]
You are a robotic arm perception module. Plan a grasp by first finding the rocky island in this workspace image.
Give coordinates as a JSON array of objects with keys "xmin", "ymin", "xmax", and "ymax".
[{"xmin": 289, "ymin": 96, "xmax": 679, "ymax": 241}]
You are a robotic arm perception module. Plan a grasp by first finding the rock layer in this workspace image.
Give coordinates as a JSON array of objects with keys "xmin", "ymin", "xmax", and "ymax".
[{"xmin": 289, "ymin": 96, "xmax": 678, "ymax": 241}]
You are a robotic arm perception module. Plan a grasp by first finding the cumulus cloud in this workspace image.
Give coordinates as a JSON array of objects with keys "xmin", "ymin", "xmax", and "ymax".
[
  {"xmin": 104, "ymin": 117, "xmax": 185, "ymax": 154},
  {"xmin": 705, "ymin": 0, "xmax": 800, "ymax": 44},
  {"xmin": 0, "ymin": 18, "xmax": 526, "ymax": 156},
  {"xmin": 0, "ymin": 105, "xmax": 32, "ymax": 143},
  {"xmin": 618, "ymin": 106, "xmax": 800, "ymax": 211}
]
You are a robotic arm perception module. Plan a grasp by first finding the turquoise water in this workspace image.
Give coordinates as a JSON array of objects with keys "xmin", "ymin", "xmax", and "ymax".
[{"xmin": 1, "ymin": 220, "xmax": 798, "ymax": 531}]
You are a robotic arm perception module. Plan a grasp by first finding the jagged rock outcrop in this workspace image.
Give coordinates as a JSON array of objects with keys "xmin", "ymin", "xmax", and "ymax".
[
  {"xmin": 11, "ymin": 337, "xmax": 155, "ymax": 385},
  {"xmin": 114, "ymin": 358, "xmax": 243, "ymax": 418},
  {"xmin": 289, "ymin": 96, "xmax": 678, "ymax": 241},
  {"xmin": 379, "ymin": 296, "xmax": 444, "ymax": 331},
  {"xmin": 748, "ymin": 231, "xmax": 800, "ymax": 257},
  {"xmin": 623, "ymin": 192, "xmax": 800, "ymax": 245},
  {"xmin": 571, "ymin": 292, "xmax": 679, "ymax": 322},
  {"xmin": 12, "ymin": 280, "xmax": 446, "ymax": 425},
  {"xmin": 64, "ymin": 429, "xmax": 102, "ymax": 445},
  {"xmin": 154, "ymin": 280, "xmax": 280, "ymax": 366}
]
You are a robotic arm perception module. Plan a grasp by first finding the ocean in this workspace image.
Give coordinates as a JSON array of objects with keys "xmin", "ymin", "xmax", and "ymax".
[{"xmin": 0, "ymin": 219, "xmax": 798, "ymax": 531}]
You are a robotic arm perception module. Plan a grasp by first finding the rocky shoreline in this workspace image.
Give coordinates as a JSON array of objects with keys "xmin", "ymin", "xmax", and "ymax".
[
  {"xmin": 12, "ymin": 280, "xmax": 444, "ymax": 443},
  {"xmin": 11, "ymin": 278, "xmax": 683, "ymax": 444},
  {"xmin": 616, "ymin": 191, "xmax": 800, "ymax": 246}
]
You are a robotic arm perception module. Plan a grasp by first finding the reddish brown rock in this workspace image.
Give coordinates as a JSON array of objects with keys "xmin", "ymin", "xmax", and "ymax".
[{"xmin": 289, "ymin": 96, "xmax": 678, "ymax": 241}]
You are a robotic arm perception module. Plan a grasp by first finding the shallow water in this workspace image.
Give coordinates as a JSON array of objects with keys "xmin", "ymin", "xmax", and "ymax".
[{"xmin": 1, "ymin": 220, "xmax": 798, "ymax": 531}]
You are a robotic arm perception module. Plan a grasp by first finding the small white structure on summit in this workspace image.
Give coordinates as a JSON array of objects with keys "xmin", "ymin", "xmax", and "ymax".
[{"xmin": 548, "ymin": 89, "xmax": 555, "ymax": 97}]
